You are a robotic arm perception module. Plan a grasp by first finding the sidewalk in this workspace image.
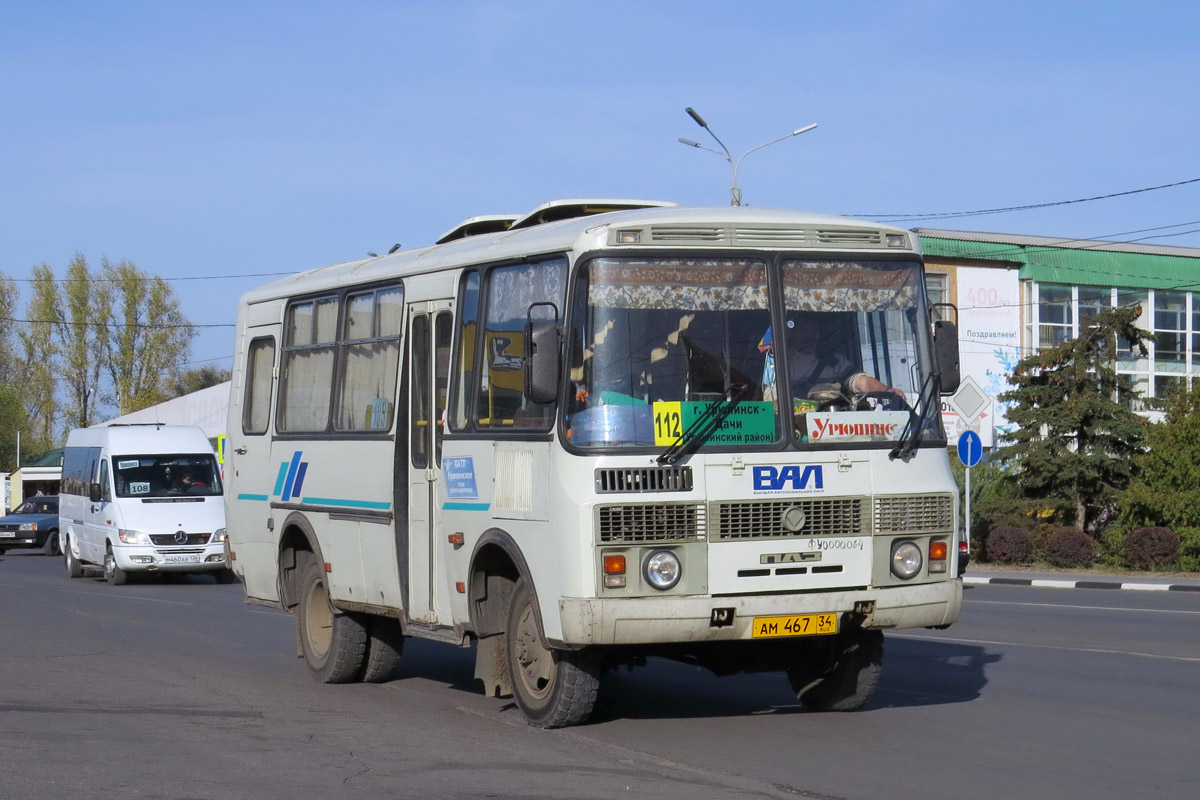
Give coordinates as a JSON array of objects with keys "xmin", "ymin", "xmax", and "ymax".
[{"xmin": 964, "ymin": 565, "xmax": 1200, "ymax": 593}]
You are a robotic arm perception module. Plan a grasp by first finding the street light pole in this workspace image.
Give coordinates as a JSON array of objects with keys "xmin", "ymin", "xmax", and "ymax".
[{"xmin": 679, "ymin": 107, "xmax": 817, "ymax": 206}]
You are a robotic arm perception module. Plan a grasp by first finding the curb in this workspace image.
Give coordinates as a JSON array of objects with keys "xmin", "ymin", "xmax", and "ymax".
[{"xmin": 964, "ymin": 575, "xmax": 1200, "ymax": 593}]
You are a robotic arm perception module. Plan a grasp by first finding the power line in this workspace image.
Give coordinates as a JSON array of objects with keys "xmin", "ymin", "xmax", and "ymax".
[
  {"xmin": 853, "ymin": 176, "xmax": 1200, "ymax": 221},
  {"xmin": 0, "ymin": 316, "xmax": 232, "ymax": 330}
]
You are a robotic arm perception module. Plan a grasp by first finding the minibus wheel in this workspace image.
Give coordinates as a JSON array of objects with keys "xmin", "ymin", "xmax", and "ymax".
[
  {"xmin": 65, "ymin": 542, "xmax": 83, "ymax": 578},
  {"xmin": 104, "ymin": 547, "xmax": 128, "ymax": 586},
  {"xmin": 786, "ymin": 628, "xmax": 883, "ymax": 711},
  {"xmin": 295, "ymin": 551, "xmax": 367, "ymax": 683},
  {"xmin": 504, "ymin": 578, "xmax": 599, "ymax": 728}
]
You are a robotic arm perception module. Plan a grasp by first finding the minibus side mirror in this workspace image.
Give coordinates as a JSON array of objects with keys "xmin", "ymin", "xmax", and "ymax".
[
  {"xmin": 89, "ymin": 483, "xmax": 102, "ymax": 503},
  {"xmin": 525, "ymin": 319, "xmax": 561, "ymax": 404},
  {"xmin": 934, "ymin": 320, "xmax": 961, "ymax": 395}
]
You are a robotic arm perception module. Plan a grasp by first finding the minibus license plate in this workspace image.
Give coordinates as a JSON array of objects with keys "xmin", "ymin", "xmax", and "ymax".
[
  {"xmin": 164, "ymin": 554, "xmax": 202, "ymax": 564},
  {"xmin": 752, "ymin": 612, "xmax": 837, "ymax": 638}
]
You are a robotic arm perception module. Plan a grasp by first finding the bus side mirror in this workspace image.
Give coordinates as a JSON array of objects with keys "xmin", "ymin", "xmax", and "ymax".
[
  {"xmin": 934, "ymin": 320, "xmax": 961, "ymax": 395},
  {"xmin": 89, "ymin": 483, "xmax": 102, "ymax": 503},
  {"xmin": 525, "ymin": 319, "xmax": 561, "ymax": 404}
]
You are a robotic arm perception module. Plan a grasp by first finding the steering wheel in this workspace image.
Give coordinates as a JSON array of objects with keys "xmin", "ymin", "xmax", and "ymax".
[{"xmin": 852, "ymin": 391, "xmax": 911, "ymax": 412}]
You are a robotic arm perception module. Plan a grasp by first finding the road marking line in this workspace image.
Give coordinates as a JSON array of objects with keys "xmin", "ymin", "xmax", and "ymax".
[
  {"xmin": 896, "ymin": 632, "xmax": 1200, "ymax": 663},
  {"xmin": 967, "ymin": 599, "xmax": 1200, "ymax": 615},
  {"xmin": 57, "ymin": 589, "xmax": 194, "ymax": 606}
]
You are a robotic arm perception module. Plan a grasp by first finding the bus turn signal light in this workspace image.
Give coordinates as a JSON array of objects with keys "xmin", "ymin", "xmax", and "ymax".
[
  {"xmin": 929, "ymin": 540, "xmax": 948, "ymax": 573},
  {"xmin": 603, "ymin": 554, "xmax": 627, "ymax": 588}
]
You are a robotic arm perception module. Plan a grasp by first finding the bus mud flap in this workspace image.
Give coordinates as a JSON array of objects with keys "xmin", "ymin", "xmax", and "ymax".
[{"xmin": 475, "ymin": 634, "xmax": 512, "ymax": 698}]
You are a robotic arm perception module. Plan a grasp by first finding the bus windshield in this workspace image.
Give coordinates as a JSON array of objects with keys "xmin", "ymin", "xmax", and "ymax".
[{"xmin": 564, "ymin": 256, "xmax": 943, "ymax": 450}]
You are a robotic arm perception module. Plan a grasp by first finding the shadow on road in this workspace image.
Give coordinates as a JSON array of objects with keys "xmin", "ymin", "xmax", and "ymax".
[{"xmin": 391, "ymin": 632, "xmax": 998, "ymax": 724}]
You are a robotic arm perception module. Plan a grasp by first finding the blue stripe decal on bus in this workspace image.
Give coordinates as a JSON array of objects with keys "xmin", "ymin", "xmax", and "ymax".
[
  {"xmin": 303, "ymin": 497, "xmax": 392, "ymax": 511},
  {"xmin": 281, "ymin": 451, "xmax": 303, "ymax": 501},
  {"xmin": 443, "ymin": 502, "xmax": 491, "ymax": 511},
  {"xmin": 237, "ymin": 493, "xmax": 270, "ymax": 502},
  {"xmin": 273, "ymin": 462, "xmax": 289, "ymax": 497},
  {"xmin": 292, "ymin": 462, "xmax": 308, "ymax": 498}
]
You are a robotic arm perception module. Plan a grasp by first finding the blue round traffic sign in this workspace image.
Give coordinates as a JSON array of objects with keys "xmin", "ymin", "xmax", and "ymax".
[{"xmin": 957, "ymin": 430, "xmax": 983, "ymax": 468}]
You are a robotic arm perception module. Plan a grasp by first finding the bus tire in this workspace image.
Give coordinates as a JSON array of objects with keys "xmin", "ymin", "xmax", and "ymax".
[
  {"xmin": 104, "ymin": 546, "xmax": 128, "ymax": 586},
  {"xmin": 42, "ymin": 530, "xmax": 61, "ymax": 557},
  {"xmin": 65, "ymin": 542, "xmax": 83, "ymax": 578},
  {"xmin": 787, "ymin": 628, "xmax": 883, "ymax": 712},
  {"xmin": 361, "ymin": 616, "xmax": 405, "ymax": 683},
  {"xmin": 295, "ymin": 551, "xmax": 367, "ymax": 683},
  {"xmin": 505, "ymin": 578, "xmax": 599, "ymax": 728}
]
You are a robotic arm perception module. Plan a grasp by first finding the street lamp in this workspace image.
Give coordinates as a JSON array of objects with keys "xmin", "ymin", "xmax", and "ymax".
[{"xmin": 679, "ymin": 107, "xmax": 817, "ymax": 206}]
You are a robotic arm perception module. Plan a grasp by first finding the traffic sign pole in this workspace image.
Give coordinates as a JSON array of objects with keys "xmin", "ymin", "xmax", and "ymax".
[{"xmin": 956, "ymin": 431, "xmax": 983, "ymax": 569}]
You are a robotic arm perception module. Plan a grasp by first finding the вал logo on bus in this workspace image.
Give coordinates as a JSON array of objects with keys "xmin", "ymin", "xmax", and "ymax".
[
  {"xmin": 752, "ymin": 465, "xmax": 823, "ymax": 492},
  {"xmin": 809, "ymin": 417, "xmax": 900, "ymax": 441}
]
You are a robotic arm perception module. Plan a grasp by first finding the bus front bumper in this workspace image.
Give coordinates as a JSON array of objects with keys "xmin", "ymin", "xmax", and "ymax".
[{"xmin": 557, "ymin": 579, "xmax": 961, "ymax": 646}]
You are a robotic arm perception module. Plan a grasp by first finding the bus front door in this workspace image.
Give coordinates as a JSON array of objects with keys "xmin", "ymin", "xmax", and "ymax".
[{"xmin": 405, "ymin": 302, "xmax": 453, "ymax": 625}]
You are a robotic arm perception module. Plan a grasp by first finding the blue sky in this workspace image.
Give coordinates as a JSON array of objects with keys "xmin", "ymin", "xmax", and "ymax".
[{"xmin": 3, "ymin": 1, "xmax": 1199, "ymax": 372}]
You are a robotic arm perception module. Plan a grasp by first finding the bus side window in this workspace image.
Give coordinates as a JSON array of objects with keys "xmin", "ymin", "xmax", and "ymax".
[
  {"xmin": 474, "ymin": 259, "xmax": 566, "ymax": 431},
  {"xmin": 243, "ymin": 337, "xmax": 277, "ymax": 435},
  {"xmin": 449, "ymin": 270, "xmax": 480, "ymax": 432}
]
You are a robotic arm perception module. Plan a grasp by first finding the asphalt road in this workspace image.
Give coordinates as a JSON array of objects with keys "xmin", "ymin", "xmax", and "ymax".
[{"xmin": 2, "ymin": 550, "xmax": 1198, "ymax": 800}]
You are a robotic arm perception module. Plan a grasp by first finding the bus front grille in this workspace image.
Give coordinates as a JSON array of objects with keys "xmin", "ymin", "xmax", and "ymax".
[
  {"xmin": 874, "ymin": 494, "xmax": 954, "ymax": 533},
  {"xmin": 712, "ymin": 498, "xmax": 867, "ymax": 540},
  {"xmin": 598, "ymin": 503, "xmax": 705, "ymax": 544},
  {"xmin": 595, "ymin": 466, "xmax": 693, "ymax": 494}
]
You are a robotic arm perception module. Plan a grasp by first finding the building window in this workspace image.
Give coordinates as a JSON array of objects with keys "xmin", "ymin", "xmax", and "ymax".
[
  {"xmin": 1038, "ymin": 284, "xmax": 1072, "ymax": 348},
  {"xmin": 926, "ymin": 273, "xmax": 948, "ymax": 319}
]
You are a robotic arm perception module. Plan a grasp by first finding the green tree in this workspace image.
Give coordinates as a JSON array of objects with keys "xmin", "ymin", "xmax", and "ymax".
[
  {"xmin": 19, "ymin": 264, "xmax": 61, "ymax": 449},
  {"xmin": 58, "ymin": 253, "xmax": 111, "ymax": 429},
  {"xmin": 992, "ymin": 305, "xmax": 1150, "ymax": 531},
  {"xmin": 1119, "ymin": 383, "xmax": 1200, "ymax": 530},
  {"xmin": 101, "ymin": 258, "xmax": 196, "ymax": 414},
  {"xmin": 0, "ymin": 271, "xmax": 26, "ymax": 469}
]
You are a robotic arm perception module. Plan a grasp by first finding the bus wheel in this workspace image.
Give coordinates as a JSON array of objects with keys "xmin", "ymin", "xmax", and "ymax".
[
  {"xmin": 295, "ymin": 551, "xmax": 367, "ymax": 683},
  {"xmin": 505, "ymin": 578, "xmax": 599, "ymax": 728},
  {"xmin": 104, "ymin": 547, "xmax": 128, "ymax": 586},
  {"xmin": 360, "ymin": 616, "xmax": 405, "ymax": 683},
  {"xmin": 787, "ymin": 628, "xmax": 883, "ymax": 712},
  {"xmin": 65, "ymin": 543, "xmax": 83, "ymax": 578}
]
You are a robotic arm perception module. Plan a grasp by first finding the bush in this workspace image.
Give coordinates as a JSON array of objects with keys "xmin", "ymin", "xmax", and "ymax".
[
  {"xmin": 1124, "ymin": 527, "xmax": 1181, "ymax": 570},
  {"xmin": 1174, "ymin": 527, "xmax": 1200, "ymax": 573},
  {"xmin": 986, "ymin": 526, "xmax": 1033, "ymax": 564},
  {"xmin": 1044, "ymin": 527, "xmax": 1095, "ymax": 568}
]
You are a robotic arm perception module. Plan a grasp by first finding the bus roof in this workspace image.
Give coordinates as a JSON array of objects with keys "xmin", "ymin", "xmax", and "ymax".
[{"xmin": 239, "ymin": 202, "xmax": 915, "ymax": 305}]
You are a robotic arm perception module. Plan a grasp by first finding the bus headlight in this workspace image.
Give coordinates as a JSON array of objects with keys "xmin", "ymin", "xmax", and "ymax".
[
  {"xmin": 891, "ymin": 540, "xmax": 923, "ymax": 580},
  {"xmin": 643, "ymin": 550, "xmax": 681, "ymax": 591},
  {"xmin": 212, "ymin": 528, "xmax": 227, "ymax": 544}
]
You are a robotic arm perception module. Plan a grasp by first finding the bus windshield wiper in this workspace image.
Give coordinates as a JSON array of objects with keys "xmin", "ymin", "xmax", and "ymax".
[
  {"xmin": 657, "ymin": 382, "xmax": 751, "ymax": 466},
  {"xmin": 889, "ymin": 373, "xmax": 938, "ymax": 460}
]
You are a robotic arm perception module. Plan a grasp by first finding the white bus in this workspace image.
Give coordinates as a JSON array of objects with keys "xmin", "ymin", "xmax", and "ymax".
[{"xmin": 225, "ymin": 199, "xmax": 963, "ymax": 728}]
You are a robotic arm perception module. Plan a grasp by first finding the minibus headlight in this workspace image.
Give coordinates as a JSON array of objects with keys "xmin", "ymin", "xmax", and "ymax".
[
  {"xmin": 213, "ymin": 528, "xmax": 227, "ymax": 544},
  {"xmin": 891, "ymin": 540, "xmax": 923, "ymax": 580},
  {"xmin": 643, "ymin": 550, "xmax": 681, "ymax": 591},
  {"xmin": 118, "ymin": 529, "xmax": 150, "ymax": 545}
]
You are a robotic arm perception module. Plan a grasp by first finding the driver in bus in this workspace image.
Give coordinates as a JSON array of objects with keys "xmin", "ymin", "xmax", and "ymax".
[{"xmin": 760, "ymin": 314, "xmax": 906, "ymax": 405}]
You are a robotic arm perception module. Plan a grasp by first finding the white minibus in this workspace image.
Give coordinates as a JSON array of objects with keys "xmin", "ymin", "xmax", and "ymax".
[{"xmin": 60, "ymin": 424, "xmax": 230, "ymax": 584}]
